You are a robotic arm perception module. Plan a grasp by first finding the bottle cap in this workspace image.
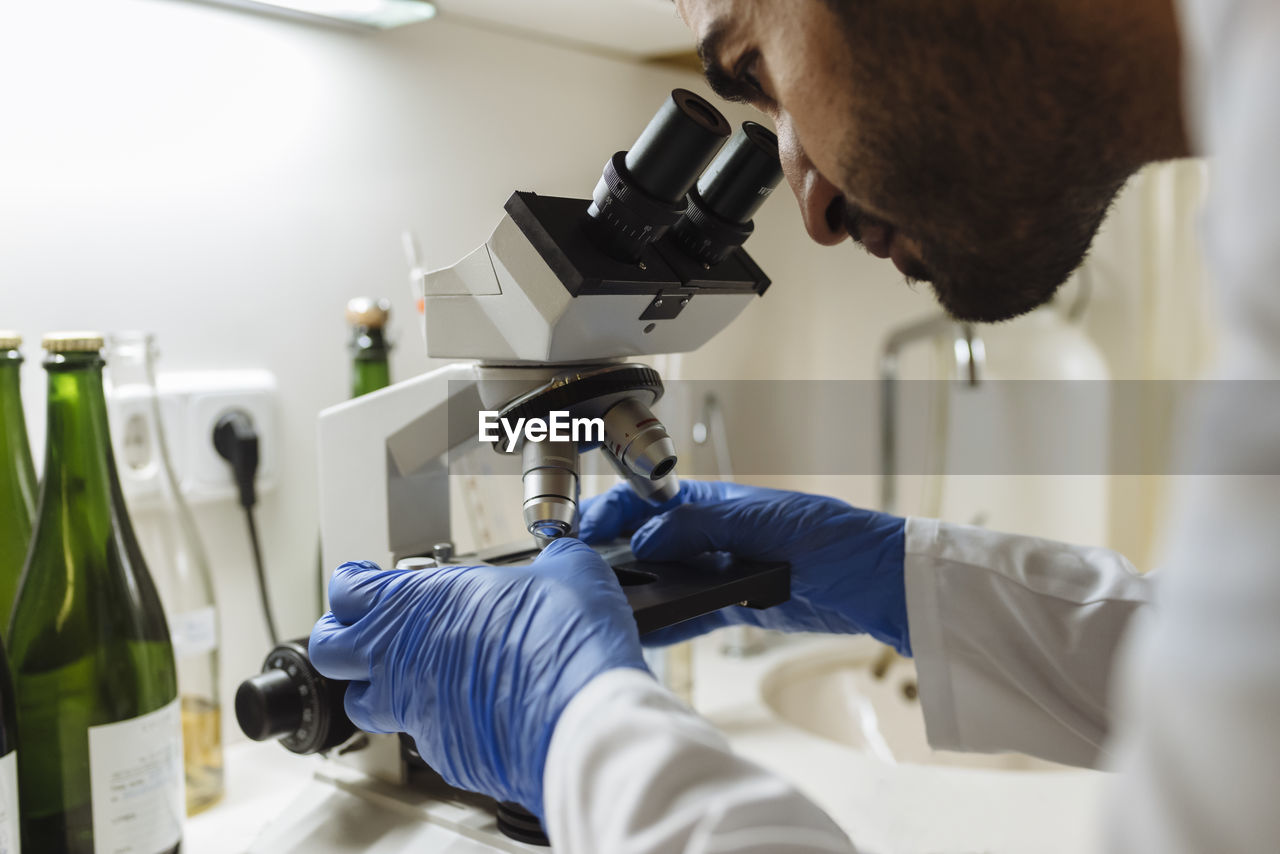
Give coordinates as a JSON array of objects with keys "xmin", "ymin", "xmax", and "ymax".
[
  {"xmin": 43, "ymin": 332, "xmax": 105, "ymax": 352},
  {"xmin": 0, "ymin": 331, "xmax": 20, "ymax": 349},
  {"xmin": 346, "ymin": 298, "xmax": 391, "ymax": 329}
]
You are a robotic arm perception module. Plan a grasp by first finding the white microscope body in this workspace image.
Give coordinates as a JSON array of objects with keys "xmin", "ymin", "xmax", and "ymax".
[{"xmin": 316, "ymin": 199, "xmax": 762, "ymax": 576}]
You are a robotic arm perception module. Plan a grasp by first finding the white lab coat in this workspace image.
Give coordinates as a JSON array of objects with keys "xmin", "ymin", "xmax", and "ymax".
[
  {"xmin": 543, "ymin": 0, "xmax": 1280, "ymax": 849},
  {"xmin": 544, "ymin": 521, "xmax": 1149, "ymax": 853}
]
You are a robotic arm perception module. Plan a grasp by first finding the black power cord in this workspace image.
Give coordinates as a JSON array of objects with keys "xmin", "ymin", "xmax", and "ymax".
[{"xmin": 213, "ymin": 410, "xmax": 280, "ymax": 645}]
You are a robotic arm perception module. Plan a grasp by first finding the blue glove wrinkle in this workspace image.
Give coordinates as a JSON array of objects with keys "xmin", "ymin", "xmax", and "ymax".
[
  {"xmin": 611, "ymin": 482, "xmax": 912, "ymax": 654},
  {"xmin": 312, "ymin": 543, "xmax": 647, "ymax": 821},
  {"xmin": 579, "ymin": 479, "xmax": 741, "ymax": 544}
]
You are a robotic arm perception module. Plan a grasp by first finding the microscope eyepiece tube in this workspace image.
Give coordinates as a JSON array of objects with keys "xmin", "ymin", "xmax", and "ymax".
[
  {"xmin": 625, "ymin": 89, "xmax": 733, "ymax": 205},
  {"xmin": 603, "ymin": 397, "xmax": 678, "ymax": 481},
  {"xmin": 696, "ymin": 122, "xmax": 783, "ymax": 225},
  {"xmin": 672, "ymin": 121, "xmax": 784, "ymax": 266},
  {"xmin": 585, "ymin": 89, "xmax": 731, "ymax": 264},
  {"xmin": 522, "ymin": 441, "xmax": 580, "ymax": 544}
]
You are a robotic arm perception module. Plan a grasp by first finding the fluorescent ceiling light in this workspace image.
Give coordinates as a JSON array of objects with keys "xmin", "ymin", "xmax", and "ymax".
[{"xmin": 201, "ymin": 0, "xmax": 437, "ymax": 29}]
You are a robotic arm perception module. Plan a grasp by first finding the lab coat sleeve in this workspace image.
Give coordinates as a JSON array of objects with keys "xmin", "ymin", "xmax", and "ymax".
[
  {"xmin": 1101, "ymin": 1, "xmax": 1280, "ymax": 851},
  {"xmin": 543, "ymin": 668, "xmax": 858, "ymax": 854},
  {"xmin": 903, "ymin": 517, "xmax": 1154, "ymax": 768}
]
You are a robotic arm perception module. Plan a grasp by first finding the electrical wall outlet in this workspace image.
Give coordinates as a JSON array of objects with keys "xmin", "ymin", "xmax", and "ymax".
[
  {"xmin": 107, "ymin": 385, "xmax": 187, "ymax": 505},
  {"xmin": 107, "ymin": 370, "xmax": 279, "ymax": 505}
]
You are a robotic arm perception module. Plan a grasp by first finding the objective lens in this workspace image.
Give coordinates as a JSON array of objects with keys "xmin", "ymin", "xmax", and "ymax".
[
  {"xmin": 532, "ymin": 521, "xmax": 570, "ymax": 540},
  {"xmin": 522, "ymin": 441, "xmax": 579, "ymax": 545},
  {"xmin": 603, "ymin": 397, "xmax": 678, "ymax": 481},
  {"xmin": 671, "ymin": 121, "xmax": 784, "ymax": 266},
  {"xmin": 586, "ymin": 89, "xmax": 732, "ymax": 264},
  {"xmin": 602, "ymin": 445, "xmax": 680, "ymax": 505}
]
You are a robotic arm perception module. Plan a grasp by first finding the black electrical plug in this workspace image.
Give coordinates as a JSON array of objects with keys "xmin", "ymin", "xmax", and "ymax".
[
  {"xmin": 213, "ymin": 409, "xmax": 279, "ymax": 644},
  {"xmin": 213, "ymin": 410, "xmax": 260, "ymax": 510}
]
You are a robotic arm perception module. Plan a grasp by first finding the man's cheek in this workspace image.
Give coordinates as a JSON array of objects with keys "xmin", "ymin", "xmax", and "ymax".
[{"xmin": 784, "ymin": 92, "xmax": 856, "ymax": 189}]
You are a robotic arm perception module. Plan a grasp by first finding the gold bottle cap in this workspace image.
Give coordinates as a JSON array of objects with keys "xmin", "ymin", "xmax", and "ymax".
[
  {"xmin": 346, "ymin": 298, "xmax": 391, "ymax": 329},
  {"xmin": 43, "ymin": 332, "xmax": 105, "ymax": 352},
  {"xmin": 0, "ymin": 331, "xmax": 20, "ymax": 349}
]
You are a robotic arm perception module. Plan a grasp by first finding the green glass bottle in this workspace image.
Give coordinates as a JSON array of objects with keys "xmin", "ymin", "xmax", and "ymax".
[
  {"xmin": 9, "ymin": 333, "xmax": 182, "ymax": 854},
  {"xmin": 346, "ymin": 298, "xmax": 392, "ymax": 397},
  {"xmin": 0, "ymin": 332, "xmax": 37, "ymax": 627},
  {"xmin": 0, "ymin": 636, "xmax": 21, "ymax": 853}
]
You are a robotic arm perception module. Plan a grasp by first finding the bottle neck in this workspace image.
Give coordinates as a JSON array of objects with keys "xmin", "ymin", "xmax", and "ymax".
[
  {"xmin": 40, "ymin": 352, "xmax": 123, "ymax": 529},
  {"xmin": 350, "ymin": 326, "xmax": 391, "ymax": 398},
  {"xmin": 0, "ymin": 352, "xmax": 36, "ymax": 504}
]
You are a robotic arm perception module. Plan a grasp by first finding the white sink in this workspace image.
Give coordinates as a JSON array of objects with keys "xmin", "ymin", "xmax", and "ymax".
[
  {"xmin": 760, "ymin": 643, "xmax": 1067, "ymax": 772},
  {"xmin": 690, "ymin": 636, "xmax": 1104, "ymax": 853}
]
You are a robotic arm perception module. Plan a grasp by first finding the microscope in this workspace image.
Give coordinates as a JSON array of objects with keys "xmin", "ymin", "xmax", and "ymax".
[{"xmin": 235, "ymin": 90, "xmax": 788, "ymax": 849}]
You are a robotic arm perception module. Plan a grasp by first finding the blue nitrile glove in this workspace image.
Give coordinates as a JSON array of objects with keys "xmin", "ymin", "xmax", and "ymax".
[
  {"xmin": 580, "ymin": 481, "xmax": 911, "ymax": 655},
  {"xmin": 308, "ymin": 537, "xmax": 647, "ymax": 819}
]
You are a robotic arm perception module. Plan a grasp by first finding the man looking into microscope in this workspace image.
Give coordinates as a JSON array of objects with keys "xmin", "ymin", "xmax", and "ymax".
[{"xmin": 311, "ymin": 0, "xmax": 1280, "ymax": 851}]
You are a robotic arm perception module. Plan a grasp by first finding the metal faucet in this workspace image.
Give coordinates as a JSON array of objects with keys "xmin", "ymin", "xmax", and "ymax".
[{"xmin": 879, "ymin": 314, "xmax": 985, "ymax": 515}]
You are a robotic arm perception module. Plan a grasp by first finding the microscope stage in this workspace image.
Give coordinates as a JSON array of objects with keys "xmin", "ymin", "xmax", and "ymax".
[{"xmin": 471, "ymin": 541, "xmax": 791, "ymax": 636}]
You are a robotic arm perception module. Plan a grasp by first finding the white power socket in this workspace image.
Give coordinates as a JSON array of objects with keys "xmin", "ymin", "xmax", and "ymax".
[{"xmin": 107, "ymin": 370, "xmax": 279, "ymax": 505}]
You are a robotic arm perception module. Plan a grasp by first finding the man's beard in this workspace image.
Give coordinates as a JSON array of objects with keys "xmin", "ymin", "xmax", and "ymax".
[
  {"xmin": 826, "ymin": 0, "xmax": 1135, "ymax": 323},
  {"xmin": 841, "ymin": 190, "xmax": 1118, "ymax": 324}
]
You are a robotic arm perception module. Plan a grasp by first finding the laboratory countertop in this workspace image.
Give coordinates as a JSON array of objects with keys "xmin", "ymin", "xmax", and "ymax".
[
  {"xmin": 186, "ymin": 741, "xmax": 324, "ymax": 853},
  {"xmin": 191, "ymin": 635, "xmax": 1105, "ymax": 853}
]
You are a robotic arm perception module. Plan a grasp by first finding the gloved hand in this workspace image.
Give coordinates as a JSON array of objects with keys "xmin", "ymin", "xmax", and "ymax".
[
  {"xmin": 580, "ymin": 481, "xmax": 911, "ymax": 654},
  {"xmin": 309, "ymin": 537, "xmax": 647, "ymax": 818}
]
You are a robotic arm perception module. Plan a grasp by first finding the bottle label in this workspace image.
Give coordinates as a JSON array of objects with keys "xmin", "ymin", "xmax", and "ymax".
[
  {"xmin": 0, "ymin": 750, "xmax": 17, "ymax": 854},
  {"xmin": 88, "ymin": 698, "xmax": 185, "ymax": 854},
  {"xmin": 171, "ymin": 607, "xmax": 218, "ymax": 658}
]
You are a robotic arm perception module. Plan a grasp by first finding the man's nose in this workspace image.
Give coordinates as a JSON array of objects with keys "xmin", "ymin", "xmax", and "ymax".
[{"xmin": 777, "ymin": 117, "xmax": 846, "ymax": 246}]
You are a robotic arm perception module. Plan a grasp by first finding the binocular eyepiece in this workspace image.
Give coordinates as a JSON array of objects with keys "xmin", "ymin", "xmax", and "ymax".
[{"xmin": 585, "ymin": 89, "xmax": 783, "ymax": 266}]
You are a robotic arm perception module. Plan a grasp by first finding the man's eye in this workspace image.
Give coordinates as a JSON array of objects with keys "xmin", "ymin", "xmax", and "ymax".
[{"xmin": 736, "ymin": 52, "xmax": 771, "ymax": 104}]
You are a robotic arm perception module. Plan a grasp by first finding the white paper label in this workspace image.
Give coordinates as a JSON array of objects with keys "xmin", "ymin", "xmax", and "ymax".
[
  {"xmin": 0, "ymin": 751, "xmax": 18, "ymax": 854},
  {"xmin": 170, "ymin": 607, "xmax": 217, "ymax": 659},
  {"xmin": 88, "ymin": 699, "xmax": 185, "ymax": 854}
]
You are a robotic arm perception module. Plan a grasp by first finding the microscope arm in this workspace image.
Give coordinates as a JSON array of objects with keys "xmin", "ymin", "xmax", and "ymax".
[{"xmin": 318, "ymin": 362, "xmax": 482, "ymax": 593}]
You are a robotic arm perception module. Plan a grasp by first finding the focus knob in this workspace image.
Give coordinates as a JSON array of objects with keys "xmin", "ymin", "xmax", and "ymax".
[
  {"xmin": 236, "ymin": 669, "xmax": 302, "ymax": 742},
  {"xmin": 234, "ymin": 638, "xmax": 356, "ymax": 755}
]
